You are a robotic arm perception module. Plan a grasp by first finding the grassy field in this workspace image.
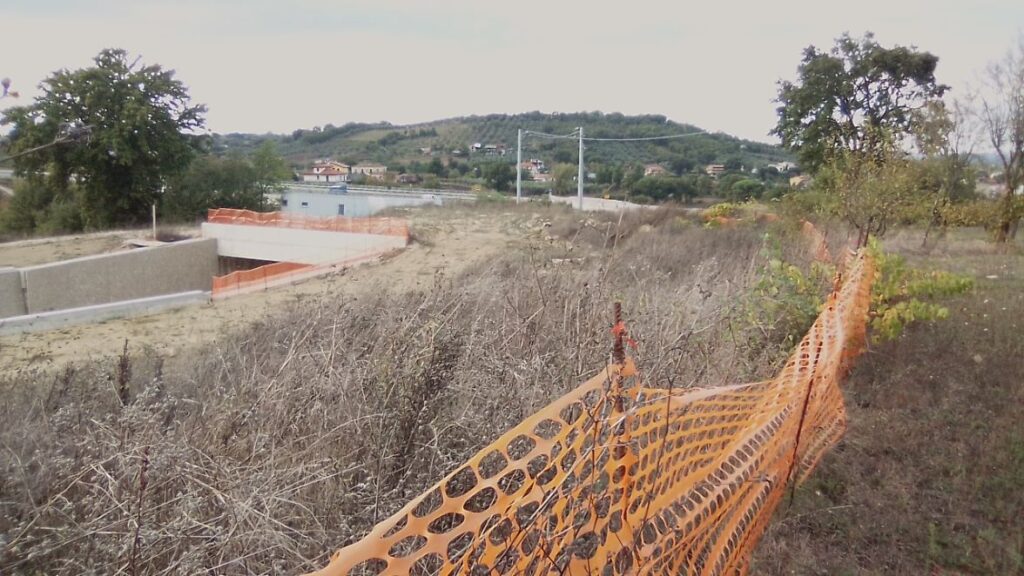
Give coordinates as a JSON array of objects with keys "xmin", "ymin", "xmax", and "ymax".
[
  {"xmin": 0, "ymin": 205, "xmax": 1020, "ymax": 574},
  {"xmin": 755, "ymin": 229, "xmax": 1024, "ymax": 574}
]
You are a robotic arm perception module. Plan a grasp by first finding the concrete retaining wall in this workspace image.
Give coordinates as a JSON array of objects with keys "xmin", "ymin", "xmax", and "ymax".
[
  {"xmin": 0, "ymin": 267, "xmax": 26, "ymax": 317},
  {"xmin": 0, "ymin": 291, "xmax": 210, "ymax": 336},
  {"xmin": 21, "ymin": 238, "xmax": 218, "ymax": 313},
  {"xmin": 202, "ymin": 222, "xmax": 407, "ymax": 265}
]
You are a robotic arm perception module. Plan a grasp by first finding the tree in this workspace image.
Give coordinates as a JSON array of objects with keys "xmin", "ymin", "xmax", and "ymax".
[
  {"xmin": 162, "ymin": 155, "xmax": 259, "ymax": 220},
  {"xmin": 250, "ymin": 141, "xmax": 290, "ymax": 208},
  {"xmin": 975, "ymin": 35, "xmax": 1024, "ymax": 242},
  {"xmin": 1, "ymin": 49, "xmax": 206, "ymax": 228},
  {"xmin": 726, "ymin": 178, "xmax": 766, "ymax": 201},
  {"xmin": 773, "ymin": 33, "xmax": 948, "ymax": 173},
  {"xmin": 814, "ymin": 133, "xmax": 920, "ymax": 244},
  {"xmin": 481, "ymin": 162, "xmax": 514, "ymax": 192},
  {"xmin": 552, "ymin": 164, "xmax": 577, "ymax": 195},
  {"xmin": 911, "ymin": 100, "xmax": 977, "ymax": 243}
]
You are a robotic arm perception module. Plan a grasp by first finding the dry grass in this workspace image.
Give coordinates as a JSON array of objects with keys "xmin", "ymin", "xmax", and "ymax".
[
  {"xmin": 0, "ymin": 207, "xmax": 801, "ymax": 574},
  {"xmin": 6, "ymin": 207, "xmax": 1014, "ymax": 575}
]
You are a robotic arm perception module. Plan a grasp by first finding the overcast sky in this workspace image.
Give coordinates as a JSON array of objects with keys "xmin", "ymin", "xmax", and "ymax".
[{"xmin": 2, "ymin": 0, "xmax": 1022, "ymax": 143}]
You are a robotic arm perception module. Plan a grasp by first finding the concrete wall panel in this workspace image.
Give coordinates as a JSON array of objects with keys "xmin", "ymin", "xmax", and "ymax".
[
  {"xmin": 22, "ymin": 238, "xmax": 218, "ymax": 313},
  {"xmin": 202, "ymin": 223, "xmax": 407, "ymax": 265},
  {"xmin": 0, "ymin": 268, "xmax": 27, "ymax": 318}
]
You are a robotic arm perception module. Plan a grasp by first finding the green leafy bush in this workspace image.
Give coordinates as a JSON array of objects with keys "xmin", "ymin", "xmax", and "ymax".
[
  {"xmin": 702, "ymin": 202, "xmax": 743, "ymax": 220},
  {"xmin": 868, "ymin": 238, "xmax": 973, "ymax": 341},
  {"xmin": 745, "ymin": 235, "xmax": 835, "ymax": 351}
]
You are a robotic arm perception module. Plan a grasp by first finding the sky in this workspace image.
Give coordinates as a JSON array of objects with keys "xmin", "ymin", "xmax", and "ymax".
[{"xmin": 1, "ymin": 0, "xmax": 1022, "ymax": 143}]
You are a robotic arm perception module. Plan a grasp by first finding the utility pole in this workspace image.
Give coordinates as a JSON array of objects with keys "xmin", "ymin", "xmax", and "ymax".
[
  {"xmin": 516, "ymin": 128, "xmax": 522, "ymax": 204},
  {"xmin": 577, "ymin": 126, "xmax": 584, "ymax": 210}
]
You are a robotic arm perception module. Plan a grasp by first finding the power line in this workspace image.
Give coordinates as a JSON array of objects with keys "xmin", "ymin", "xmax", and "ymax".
[
  {"xmin": 522, "ymin": 129, "xmax": 579, "ymax": 140},
  {"xmin": 522, "ymin": 128, "xmax": 707, "ymax": 142},
  {"xmin": 581, "ymin": 130, "xmax": 707, "ymax": 142}
]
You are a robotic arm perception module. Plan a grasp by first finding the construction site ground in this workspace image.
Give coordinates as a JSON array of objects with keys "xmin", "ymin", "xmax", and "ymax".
[{"xmin": 0, "ymin": 207, "xmax": 531, "ymax": 374}]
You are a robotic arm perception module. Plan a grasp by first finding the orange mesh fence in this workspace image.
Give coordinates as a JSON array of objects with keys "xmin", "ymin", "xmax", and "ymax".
[
  {"xmin": 211, "ymin": 250, "xmax": 392, "ymax": 299},
  {"xmin": 305, "ymin": 249, "xmax": 875, "ymax": 576},
  {"xmin": 802, "ymin": 220, "xmax": 832, "ymax": 264},
  {"xmin": 212, "ymin": 261, "xmax": 312, "ymax": 296},
  {"xmin": 207, "ymin": 208, "xmax": 411, "ymax": 239}
]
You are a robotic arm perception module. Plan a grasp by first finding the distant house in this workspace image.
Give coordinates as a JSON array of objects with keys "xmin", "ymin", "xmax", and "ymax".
[
  {"xmin": 471, "ymin": 143, "xmax": 483, "ymax": 152},
  {"xmin": 789, "ymin": 174, "xmax": 812, "ymax": 189},
  {"xmin": 519, "ymin": 158, "xmax": 548, "ymax": 180},
  {"xmin": 644, "ymin": 164, "xmax": 669, "ymax": 177},
  {"xmin": 397, "ymin": 173, "xmax": 422, "ymax": 184},
  {"xmin": 768, "ymin": 161, "xmax": 798, "ymax": 173},
  {"xmin": 352, "ymin": 163, "xmax": 388, "ymax": 181},
  {"xmin": 705, "ymin": 164, "xmax": 726, "ymax": 178},
  {"xmin": 302, "ymin": 160, "xmax": 352, "ymax": 183}
]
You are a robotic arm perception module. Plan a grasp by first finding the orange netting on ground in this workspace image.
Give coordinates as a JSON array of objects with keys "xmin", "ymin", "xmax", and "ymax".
[
  {"xmin": 207, "ymin": 208, "xmax": 411, "ymax": 239},
  {"xmin": 802, "ymin": 220, "xmax": 832, "ymax": 264},
  {"xmin": 305, "ymin": 247, "xmax": 875, "ymax": 576},
  {"xmin": 212, "ymin": 261, "xmax": 313, "ymax": 296}
]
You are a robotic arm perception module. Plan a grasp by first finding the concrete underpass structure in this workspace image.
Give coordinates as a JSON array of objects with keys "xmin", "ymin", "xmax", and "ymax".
[
  {"xmin": 0, "ymin": 209, "xmax": 410, "ymax": 334},
  {"xmin": 202, "ymin": 222, "xmax": 407, "ymax": 265}
]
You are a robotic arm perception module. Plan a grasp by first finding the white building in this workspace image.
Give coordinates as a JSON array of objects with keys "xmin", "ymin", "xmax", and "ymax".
[
  {"xmin": 352, "ymin": 163, "xmax": 388, "ymax": 181},
  {"xmin": 302, "ymin": 160, "xmax": 352, "ymax": 183}
]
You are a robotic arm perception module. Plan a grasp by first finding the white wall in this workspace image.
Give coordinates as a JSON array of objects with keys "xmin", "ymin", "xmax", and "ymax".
[
  {"xmin": 202, "ymin": 222, "xmax": 407, "ymax": 265},
  {"xmin": 547, "ymin": 194, "xmax": 656, "ymax": 212},
  {"xmin": 282, "ymin": 190, "xmax": 442, "ymax": 218}
]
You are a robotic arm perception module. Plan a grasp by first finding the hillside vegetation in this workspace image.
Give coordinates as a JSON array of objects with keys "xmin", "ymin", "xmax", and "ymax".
[{"xmin": 213, "ymin": 111, "xmax": 792, "ymax": 171}]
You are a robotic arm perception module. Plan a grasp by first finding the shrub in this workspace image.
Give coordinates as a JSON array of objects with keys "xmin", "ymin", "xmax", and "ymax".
[{"xmin": 868, "ymin": 237, "xmax": 974, "ymax": 342}]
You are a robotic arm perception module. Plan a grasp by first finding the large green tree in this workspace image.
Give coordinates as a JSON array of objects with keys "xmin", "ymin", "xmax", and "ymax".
[
  {"xmin": 772, "ymin": 33, "xmax": 948, "ymax": 172},
  {"xmin": 1, "ymin": 49, "xmax": 206, "ymax": 228}
]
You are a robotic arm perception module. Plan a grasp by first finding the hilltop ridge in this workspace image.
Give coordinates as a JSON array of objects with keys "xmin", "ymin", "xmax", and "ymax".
[{"xmin": 213, "ymin": 111, "xmax": 792, "ymax": 172}]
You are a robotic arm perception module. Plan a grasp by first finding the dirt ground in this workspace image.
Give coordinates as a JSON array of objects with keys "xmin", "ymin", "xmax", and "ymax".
[
  {"xmin": 0, "ymin": 231, "xmax": 140, "ymax": 268},
  {"xmin": 0, "ymin": 207, "xmax": 541, "ymax": 374}
]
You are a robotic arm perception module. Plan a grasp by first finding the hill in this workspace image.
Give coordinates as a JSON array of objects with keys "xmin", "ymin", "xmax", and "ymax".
[{"xmin": 213, "ymin": 111, "xmax": 793, "ymax": 173}]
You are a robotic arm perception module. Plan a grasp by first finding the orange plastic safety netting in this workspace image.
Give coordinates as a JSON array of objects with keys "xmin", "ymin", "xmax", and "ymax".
[
  {"xmin": 212, "ymin": 261, "xmax": 312, "ymax": 296},
  {"xmin": 304, "ymin": 247, "xmax": 874, "ymax": 576},
  {"xmin": 207, "ymin": 208, "xmax": 411, "ymax": 239},
  {"xmin": 801, "ymin": 220, "xmax": 833, "ymax": 264}
]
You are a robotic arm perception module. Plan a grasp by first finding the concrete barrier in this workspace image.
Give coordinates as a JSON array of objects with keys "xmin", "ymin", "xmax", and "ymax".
[
  {"xmin": 547, "ymin": 194, "xmax": 657, "ymax": 212},
  {"xmin": 0, "ymin": 291, "xmax": 210, "ymax": 336},
  {"xmin": 21, "ymin": 238, "xmax": 218, "ymax": 313},
  {"xmin": 202, "ymin": 222, "xmax": 407, "ymax": 265},
  {"xmin": 0, "ymin": 267, "xmax": 27, "ymax": 318}
]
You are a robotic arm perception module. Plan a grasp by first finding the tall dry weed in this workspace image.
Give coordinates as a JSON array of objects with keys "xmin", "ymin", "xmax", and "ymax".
[{"xmin": 0, "ymin": 208, "xmax": 808, "ymax": 574}]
